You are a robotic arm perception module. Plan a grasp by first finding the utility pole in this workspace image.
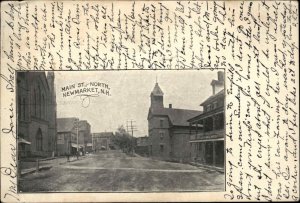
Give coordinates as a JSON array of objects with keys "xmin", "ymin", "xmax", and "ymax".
[
  {"xmin": 91, "ymin": 133, "xmax": 94, "ymax": 152},
  {"xmin": 75, "ymin": 118, "xmax": 79, "ymax": 153},
  {"xmin": 126, "ymin": 120, "xmax": 137, "ymax": 137},
  {"xmin": 126, "ymin": 120, "xmax": 137, "ymax": 155},
  {"xmin": 130, "ymin": 120, "xmax": 134, "ymax": 137}
]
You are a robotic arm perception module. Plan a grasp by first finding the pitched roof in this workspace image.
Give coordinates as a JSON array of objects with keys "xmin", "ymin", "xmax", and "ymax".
[
  {"xmin": 200, "ymin": 89, "xmax": 224, "ymax": 106},
  {"xmin": 151, "ymin": 83, "xmax": 164, "ymax": 96},
  {"xmin": 150, "ymin": 108, "xmax": 202, "ymax": 126},
  {"xmin": 57, "ymin": 117, "xmax": 78, "ymax": 132}
]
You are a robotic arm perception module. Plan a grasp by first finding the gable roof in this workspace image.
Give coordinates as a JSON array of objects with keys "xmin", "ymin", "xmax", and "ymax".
[
  {"xmin": 149, "ymin": 108, "xmax": 202, "ymax": 126},
  {"xmin": 151, "ymin": 83, "xmax": 164, "ymax": 96},
  {"xmin": 57, "ymin": 117, "xmax": 78, "ymax": 133},
  {"xmin": 200, "ymin": 89, "xmax": 224, "ymax": 106}
]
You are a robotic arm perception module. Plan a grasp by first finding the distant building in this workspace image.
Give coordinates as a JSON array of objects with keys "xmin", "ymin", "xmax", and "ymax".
[
  {"xmin": 135, "ymin": 136, "xmax": 149, "ymax": 156},
  {"xmin": 86, "ymin": 134, "xmax": 93, "ymax": 153},
  {"xmin": 57, "ymin": 118, "xmax": 91, "ymax": 155},
  {"xmin": 92, "ymin": 132, "xmax": 115, "ymax": 151},
  {"xmin": 78, "ymin": 120, "xmax": 92, "ymax": 153},
  {"xmin": 17, "ymin": 72, "xmax": 57, "ymax": 158},
  {"xmin": 188, "ymin": 71, "xmax": 225, "ymax": 168},
  {"xmin": 147, "ymin": 82, "xmax": 201, "ymax": 163}
]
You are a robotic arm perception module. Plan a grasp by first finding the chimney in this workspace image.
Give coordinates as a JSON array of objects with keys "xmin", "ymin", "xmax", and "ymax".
[
  {"xmin": 211, "ymin": 71, "xmax": 224, "ymax": 95},
  {"xmin": 218, "ymin": 71, "xmax": 224, "ymax": 82},
  {"xmin": 169, "ymin": 104, "xmax": 172, "ymax": 108}
]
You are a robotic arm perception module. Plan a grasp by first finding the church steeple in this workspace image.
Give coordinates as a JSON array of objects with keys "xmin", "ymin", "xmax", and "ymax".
[{"xmin": 150, "ymin": 82, "xmax": 164, "ymax": 110}]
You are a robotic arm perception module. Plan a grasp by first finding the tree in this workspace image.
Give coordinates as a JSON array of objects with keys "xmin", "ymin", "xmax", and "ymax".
[{"xmin": 112, "ymin": 125, "xmax": 136, "ymax": 154}]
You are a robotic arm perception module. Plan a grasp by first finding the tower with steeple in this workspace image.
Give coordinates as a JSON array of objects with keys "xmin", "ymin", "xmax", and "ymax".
[{"xmin": 150, "ymin": 82, "xmax": 164, "ymax": 110}]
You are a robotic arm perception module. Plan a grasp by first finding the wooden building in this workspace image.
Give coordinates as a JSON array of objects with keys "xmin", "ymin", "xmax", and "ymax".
[
  {"xmin": 188, "ymin": 71, "xmax": 225, "ymax": 168},
  {"xmin": 57, "ymin": 118, "xmax": 91, "ymax": 155}
]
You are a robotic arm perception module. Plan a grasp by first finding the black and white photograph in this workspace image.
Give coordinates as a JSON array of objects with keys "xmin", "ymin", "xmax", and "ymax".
[{"xmin": 17, "ymin": 70, "xmax": 225, "ymax": 192}]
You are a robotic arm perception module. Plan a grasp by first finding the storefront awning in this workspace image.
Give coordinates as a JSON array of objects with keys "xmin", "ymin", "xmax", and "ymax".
[
  {"xmin": 71, "ymin": 143, "xmax": 84, "ymax": 148},
  {"xmin": 18, "ymin": 138, "xmax": 31, "ymax": 145}
]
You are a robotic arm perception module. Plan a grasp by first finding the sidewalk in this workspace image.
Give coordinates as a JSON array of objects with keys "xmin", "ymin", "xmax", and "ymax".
[{"xmin": 20, "ymin": 156, "xmax": 86, "ymax": 176}]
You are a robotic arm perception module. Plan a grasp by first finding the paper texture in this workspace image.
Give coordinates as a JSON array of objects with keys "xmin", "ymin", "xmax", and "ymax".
[{"xmin": 0, "ymin": 0, "xmax": 299, "ymax": 202}]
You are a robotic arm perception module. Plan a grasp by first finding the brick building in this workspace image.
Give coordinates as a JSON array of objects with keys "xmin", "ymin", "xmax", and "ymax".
[
  {"xmin": 17, "ymin": 72, "xmax": 57, "ymax": 158},
  {"xmin": 78, "ymin": 120, "xmax": 92, "ymax": 153},
  {"xmin": 148, "ymin": 82, "xmax": 201, "ymax": 163},
  {"xmin": 92, "ymin": 132, "xmax": 115, "ymax": 151},
  {"xmin": 188, "ymin": 71, "xmax": 225, "ymax": 168}
]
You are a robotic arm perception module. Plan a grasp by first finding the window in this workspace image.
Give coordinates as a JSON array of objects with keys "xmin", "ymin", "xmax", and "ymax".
[
  {"xmin": 38, "ymin": 85, "xmax": 41, "ymax": 118},
  {"xmin": 71, "ymin": 134, "xmax": 76, "ymax": 142},
  {"xmin": 204, "ymin": 117, "xmax": 214, "ymax": 132},
  {"xmin": 42, "ymin": 94, "xmax": 45, "ymax": 119},
  {"xmin": 207, "ymin": 105, "xmax": 211, "ymax": 112},
  {"xmin": 57, "ymin": 134, "xmax": 64, "ymax": 144},
  {"xmin": 18, "ymin": 97, "xmax": 21, "ymax": 119},
  {"xmin": 33, "ymin": 88, "xmax": 37, "ymax": 116},
  {"xmin": 36, "ymin": 128, "xmax": 43, "ymax": 151},
  {"xmin": 22, "ymin": 98, "xmax": 26, "ymax": 120},
  {"xmin": 215, "ymin": 113, "xmax": 224, "ymax": 130},
  {"xmin": 160, "ymin": 119, "xmax": 163, "ymax": 128},
  {"xmin": 160, "ymin": 144, "xmax": 164, "ymax": 152},
  {"xmin": 213, "ymin": 101, "xmax": 218, "ymax": 109},
  {"xmin": 159, "ymin": 131, "xmax": 164, "ymax": 140}
]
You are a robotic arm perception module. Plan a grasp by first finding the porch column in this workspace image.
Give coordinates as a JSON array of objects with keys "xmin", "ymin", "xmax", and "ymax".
[
  {"xmin": 212, "ymin": 115, "xmax": 216, "ymax": 131},
  {"xmin": 213, "ymin": 141, "xmax": 216, "ymax": 166},
  {"xmin": 202, "ymin": 142, "xmax": 206, "ymax": 164}
]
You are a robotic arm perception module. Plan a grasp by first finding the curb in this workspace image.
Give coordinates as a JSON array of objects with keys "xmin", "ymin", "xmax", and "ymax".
[
  {"xmin": 21, "ymin": 166, "xmax": 53, "ymax": 177},
  {"xmin": 189, "ymin": 162, "xmax": 224, "ymax": 173},
  {"xmin": 20, "ymin": 157, "xmax": 86, "ymax": 176}
]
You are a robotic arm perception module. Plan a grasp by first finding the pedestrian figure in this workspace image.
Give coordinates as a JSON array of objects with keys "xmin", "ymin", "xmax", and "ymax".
[
  {"xmin": 76, "ymin": 152, "xmax": 79, "ymax": 160},
  {"xmin": 67, "ymin": 154, "xmax": 70, "ymax": 162}
]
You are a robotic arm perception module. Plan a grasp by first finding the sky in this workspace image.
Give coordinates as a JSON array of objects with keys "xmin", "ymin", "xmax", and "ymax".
[{"xmin": 55, "ymin": 70, "xmax": 221, "ymax": 137}]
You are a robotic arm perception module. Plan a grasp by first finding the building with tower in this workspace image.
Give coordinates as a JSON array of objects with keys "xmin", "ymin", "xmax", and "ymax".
[
  {"xmin": 17, "ymin": 72, "xmax": 57, "ymax": 158},
  {"xmin": 147, "ymin": 82, "xmax": 201, "ymax": 163}
]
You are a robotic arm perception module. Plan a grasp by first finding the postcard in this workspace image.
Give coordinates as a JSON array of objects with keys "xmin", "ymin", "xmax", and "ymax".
[{"xmin": 0, "ymin": 1, "xmax": 299, "ymax": 202}]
